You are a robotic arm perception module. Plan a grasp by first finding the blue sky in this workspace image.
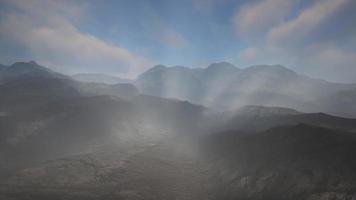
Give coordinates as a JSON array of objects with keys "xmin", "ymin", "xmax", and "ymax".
[{"xmin": 0, "ymin": 0, "xmax": 355, "ymax": 82}]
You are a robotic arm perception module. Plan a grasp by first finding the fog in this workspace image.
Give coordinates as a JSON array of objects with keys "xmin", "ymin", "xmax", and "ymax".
[
  {"xmin": 1, "ymin": 60, "xmax": 356, "ymax": 199},
  {"xmin": 1, "ymin": 0, "xmax": 356, "ymax": 199}
]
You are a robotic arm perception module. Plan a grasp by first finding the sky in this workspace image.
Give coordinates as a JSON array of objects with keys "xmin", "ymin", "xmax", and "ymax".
[{"xmin": 0, "ymin": 0, "xmax": 355, "ymax": 82}]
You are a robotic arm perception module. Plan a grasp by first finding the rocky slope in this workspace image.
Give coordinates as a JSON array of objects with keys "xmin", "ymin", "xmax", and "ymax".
[{"xmin": 203, "ymin": 124, "xmax": 356, "ymax": 200}]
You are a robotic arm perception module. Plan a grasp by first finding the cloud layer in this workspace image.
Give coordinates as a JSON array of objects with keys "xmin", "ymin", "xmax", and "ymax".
[
  {"xmin": 0, "ymin": 0, "xmax": 151, "ymax": 77},
  {"xmin": 0, "ymin": 0, "xmax": 355, "ymax": 83},
  {"xmin": 234, "ymin": 0, "xmax": 296, "ymax": 38},
  {"xmin": 235, "ymin": 0, "xmax": 356, "ymax": 83}
]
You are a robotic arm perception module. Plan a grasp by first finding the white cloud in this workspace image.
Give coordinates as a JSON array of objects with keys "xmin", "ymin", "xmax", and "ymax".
[
  {"xmin": 233, "ymin": 0, "xmax": 297, "ymax": 37},
  {"xmin": 239, "ymin": 45, "xmax": 295, "ymax": 67},
  {"xmin": 300, "ymin": 45, "xmax": 356, "ymax": 83},
  {"xmin": 0, "ymin": 0, "xmax": 151, "ymax": 78},
  {"xmin": 234, "ymin": 0, "xmax": 356, "ymax": 83},
  {"xmin": 240, "ymin": 47, "xmax": 259, "ymax": 61},
  {"xmin": 140, "ymin": 5, "xmax": 189, "ymax": 49},
  {"xmin": 267, "ymin": 0, "xmax": 351, "ymax": 46},
  {"xmin": 159, "ymin": 29, "xmax": 188, "ymax": 49}
]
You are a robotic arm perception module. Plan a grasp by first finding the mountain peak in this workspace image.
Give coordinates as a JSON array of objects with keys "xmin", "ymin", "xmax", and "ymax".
[
  {"xmin": 12, "ymin": 61, "xmax": 38, "ymax": 66},
  {"xmin": 150, "ymin": 64, "xmax": 167, "ymax": 71},
  {"xmin": 0, "ymin": 61, "xmax": 69, "ymax": 81},
  {"xmin": 10, "ymin": 61, "xmax": 50, "ymax": 72},
  {"xmin": 28, "ymin": 61, "xmax": 38, "ymax": 65},
  {"xmin": 206, "ymin": 62, "xmax": 238, "ymax": 70}
]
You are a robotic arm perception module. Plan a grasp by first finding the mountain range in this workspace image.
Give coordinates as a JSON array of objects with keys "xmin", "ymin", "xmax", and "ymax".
[
  {"xmin": 3, "ymin": 61, "xmax": 356, "ymax": 117},
  {"xmin": 135, "ymin": 62, "xmax": 356, "ymax": 117},
  {"xmin": 0, "ymin": 61, "xmax": 356, "ymax": 199}
]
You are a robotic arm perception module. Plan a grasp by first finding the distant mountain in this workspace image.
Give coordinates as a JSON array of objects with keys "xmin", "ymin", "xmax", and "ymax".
[
  {"xmin": 0, "ymin": 62, "xmax": 140, "ymax": 102},
  {"xmin": 0, "ymin": 64, "xmax": 6, "ymax": 71},
  {"xmin": 77, "ymin": 82, "xmax": 140, "ymax": 98},
  {"xmin": 220, "ymin": 105, "xmax": 356, "ymax": 132},
  {"xmin": 72, "ymin": 73, "xmax": 131, "ymax": 84},
  {"xmin": 232, "ymin": 105, "xmax": 302, "ymax": 117},
  {"xmin": 136, "ymin": 65, "xmax": 204, "ymax": 102},
  {"xmin": 135, "ymin": 62, "xmax": 356, "ymax": 117},
  {"xmin": 5, "ymin": 61, "xmax": 356, "ymax": 117},
  {"xmin": 0, "ymin": 61, "xmax": 67, "ymax": 83},
  {"xmin": 1, "ymin": 61, "xmax": 356, "ymax": 199},
  {"xmin": 204, "ymin": 124, "xmax": 356, "ymax": 200},
  {"xmin": 135, "ymin": 62, "xmax": 242, "ymax": 103}
]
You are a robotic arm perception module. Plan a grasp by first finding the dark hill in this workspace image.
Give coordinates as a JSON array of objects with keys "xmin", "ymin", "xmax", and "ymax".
[{"xmin": 204, "ymin": 124, "xmax": 356, "ymax": 200}]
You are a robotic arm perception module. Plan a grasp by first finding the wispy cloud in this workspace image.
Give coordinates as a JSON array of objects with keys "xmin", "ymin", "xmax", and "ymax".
[
  {"xmin": 300, "ymin": 44, "xmax": 356, "ymax": 82},
  {"xmin": 0, "ymin": 0, "xmax": 152, "ymax": 77},
  {"xmin": 139, "ymin": 4, "xmax": 189, "ymax": 49},
  {"xmin": 233, "ymin": 0, "xmax": 297, "ymax": 38},
  {"xmin": 234, "ymin": 0, "xmax": 356, "ymax": 83},
  {"xmin": 267, "ymin": 0, "xmax": 350, "ymax": 47},
  {"xmin": 159, "ymin": 29, "xmax": 188, "ymax": 49}
]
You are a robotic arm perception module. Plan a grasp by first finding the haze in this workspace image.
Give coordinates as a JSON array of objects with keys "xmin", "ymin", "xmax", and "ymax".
[
  {"xmin": 1, "ymin": 1, "xmax": 356, "ymax": 200},
  {"xmin": 1, "ymin": 0, "xmax": 356, "ymax": 82}
]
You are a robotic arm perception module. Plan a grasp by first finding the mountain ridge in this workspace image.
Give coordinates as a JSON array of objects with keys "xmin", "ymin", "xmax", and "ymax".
[
  {"xmin": 135, "ymin": 62, "xmax": 356, "ymax": 117},
  {"xmin": 1, "ymin": 60, "xmax": 356, "ymax": 200},
  {"xmin": 2, "ymin": 61, "xmax": 356, "ymax": 117},
  {"xmin": 72, "ymin": 73, "xmax": 131, "ymax": 84}
]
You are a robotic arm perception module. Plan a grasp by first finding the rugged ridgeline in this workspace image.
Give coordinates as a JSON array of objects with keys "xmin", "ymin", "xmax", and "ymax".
[
  {"xmin": 135, "ymin": 62, "xmax": 356, "ymax": 118},
  {"xmin": 219, "ymin": 105, "xmax": 356, "ymax": 132},
  {"xmin": 0, "ymin": 61, "xmax": 356, "ymax": 199},
  {"xmin": 0, "ymin": 61, "xmax": 139, "ymax": 99}
]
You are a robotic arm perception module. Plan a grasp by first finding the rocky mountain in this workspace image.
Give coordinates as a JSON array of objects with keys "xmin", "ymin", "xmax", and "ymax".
[
  {"xmin": 1, "ymin": 61, "xmax": 356, "ymax": 200},
  {"xmin": 72, "ymin": 73, "xmax": 131, "ymax": 84},
  {"xmin": 0, "ymin": 62, "xmax": 140, "ymax": 101},
  {"xmin": 0, "ymin": 138, "xmax": 213, "ymax": 200},
  {"xmin": 203, "ymin": 124, "xmax": 356, "ymax": 200},
  {"xmin": 135, "ymin": 62, "xmax": 356, "ymax": 117},
  {"xmin": 0, "ymin": 61, "xmax": 68, "ymax": 83},
  {"xmin": 231, "ymin": 105, "xmax": 302, "ymax": 116},
  {"xmin": 0, "ymin": 90, "xmax": 211, "ymax": 174},
  {"xmin": 0, "ymin": 64, "xmax": 7, "ymax": 71},
  {"xmin": 2, "ymin": 123, "xmax": 356, "ymax": 200},
  {"xmin": 0, "ymin": 62, "xmax": 212, "ymax": 181},
  {"xmin": 219, "ymin": 105, "xmax": 356, "ymax": 132}
]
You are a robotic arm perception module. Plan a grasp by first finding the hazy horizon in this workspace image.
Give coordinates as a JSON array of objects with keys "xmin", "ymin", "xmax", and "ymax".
[
  {"xmin": 3, "ymin": 60, "xmax": 356, "ymax": 85},
  {"xmin": 1, "ymin": 1, "xmax": 356, "ymax": 199},
  {"xmin": 1, "ymin": 0, "xmax": 356, "ymax": 82}
]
